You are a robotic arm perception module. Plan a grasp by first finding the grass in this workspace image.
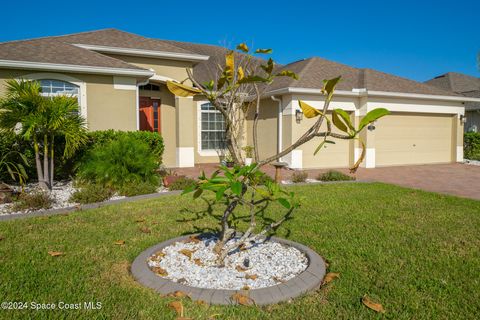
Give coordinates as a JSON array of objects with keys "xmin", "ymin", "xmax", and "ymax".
[{"xmin": 0, "ymin": 183, "xmax": 479, "ymax": 319}]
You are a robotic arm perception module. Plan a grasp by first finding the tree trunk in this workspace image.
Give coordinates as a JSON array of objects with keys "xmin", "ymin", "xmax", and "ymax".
[
  {"xmin": 33, "ymin": 139, "xmax": 48, "ymax": 190},
  {"xmin": 42, "ymin": 134, "xmax": 50, "ymax": 190}
]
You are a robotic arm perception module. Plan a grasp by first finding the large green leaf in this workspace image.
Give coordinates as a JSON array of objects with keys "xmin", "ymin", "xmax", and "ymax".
[
  {"xmin": 322, "ymin": 76, "xmax": 342, "ymax": 100},
  {"xmin": 358, "ymin": 108, "xmax": 390, "ymax": 131},
  {"xmin": 231, "ymin": 181, "xmax": 243, "ymax": 196},
  {"xmin": 277, "ymin": 198, "xmax": 291, "ymax": 209},
  {"xmin": 334, "ymin": 109, "xmax": 354, "ymax": 131},
  {"xmin": 332, "ymin": 109, "xmax": 349, "ymax": 133},
  {"xmin": 275, "ymin": 70, "xmax": 298, "ymax": 80}
]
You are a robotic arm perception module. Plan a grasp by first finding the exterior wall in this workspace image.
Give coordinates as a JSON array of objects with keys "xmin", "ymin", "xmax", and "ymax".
[
  {"xmin": 246, "ymin": 98, "xmax": 278, "ymax": 161},
  {"xmin": 0, "ymin": 68, "xmax": 138, "ymax": 131},
  {"xmin": 105, "ymin": 54, "xmax": 193, "ymax": 84}
]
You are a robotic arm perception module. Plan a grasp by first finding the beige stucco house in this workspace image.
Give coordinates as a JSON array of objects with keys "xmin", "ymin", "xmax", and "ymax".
[{"xmin": 1, "ymin": 29, "xmax": 478, "ymax": 169}]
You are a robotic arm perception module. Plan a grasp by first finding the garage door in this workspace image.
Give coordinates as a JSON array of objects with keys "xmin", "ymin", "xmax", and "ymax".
[{"xmin": 375, "ymin": 113, "xmax": 453, "ymax": 166}]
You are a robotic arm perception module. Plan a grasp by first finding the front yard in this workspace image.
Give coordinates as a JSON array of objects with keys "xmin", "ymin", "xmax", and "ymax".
[{"xmin": 0, "ymin": 182, "xmax": 479, "ymax": 319}]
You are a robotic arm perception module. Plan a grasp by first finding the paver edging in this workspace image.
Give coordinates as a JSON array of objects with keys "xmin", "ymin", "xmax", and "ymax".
[{"xmin": 131, "ymin": 234, "xmax": 326, "ymax": 305}]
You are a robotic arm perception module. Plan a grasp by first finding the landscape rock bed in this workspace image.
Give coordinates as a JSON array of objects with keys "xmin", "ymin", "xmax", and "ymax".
[
  {"xmin": 132, "ymin": 234, "xmax": 326, "ymax": 305},
  {"xmin": 147, "ymin": 235, "xmax": 308, "ymax": 290}
]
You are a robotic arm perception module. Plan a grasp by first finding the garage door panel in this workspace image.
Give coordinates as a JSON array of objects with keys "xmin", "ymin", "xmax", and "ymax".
[{"xmin": 376, "ymin": 114, "xmax": 453, "ymax": 166}]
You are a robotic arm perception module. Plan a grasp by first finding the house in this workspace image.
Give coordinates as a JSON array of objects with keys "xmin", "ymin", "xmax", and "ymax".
[
  {"xmin": 1, "ymin": 29, "xmax": 478, "ymax": 169},
  {"xmin": 425, "ymin": 72, "xmax": 480, "ymax": 133}
]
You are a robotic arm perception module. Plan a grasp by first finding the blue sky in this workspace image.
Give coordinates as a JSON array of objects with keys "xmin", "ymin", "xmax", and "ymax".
[{"xmin": 1, "ymin": 0, "xmax": 478, "ymax": 82}]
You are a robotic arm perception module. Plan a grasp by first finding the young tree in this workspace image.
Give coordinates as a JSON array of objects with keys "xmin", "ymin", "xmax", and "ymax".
[
  {"xmin": 168, "ymin": 44, "xmax": 389, "ymax": 264},
  {"xmin": 0, "ymin": 79, "xmax": 88, "ymax": 190}
]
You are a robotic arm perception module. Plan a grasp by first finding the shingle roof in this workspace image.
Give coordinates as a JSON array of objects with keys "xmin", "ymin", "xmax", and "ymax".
[
  {"xmin": 426, "ymin": 72, "xmax": 480, "ymax": 109},
  {"xmin": 0, "ymin": 37, "xmax": 147, "ymax": 71},
  {"xmin": 265, "ymin": 57, "xmax": 457, "ymax": 96},
  {"xmin": 56, "ymin": 29, "xmax": 196, "ymax": 55}
]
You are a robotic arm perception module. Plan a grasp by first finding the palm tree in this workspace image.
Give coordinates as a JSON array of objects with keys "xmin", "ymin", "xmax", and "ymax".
[{"xmin": 0, "ymin": 79, "xmax": 88, "ymax": 190}]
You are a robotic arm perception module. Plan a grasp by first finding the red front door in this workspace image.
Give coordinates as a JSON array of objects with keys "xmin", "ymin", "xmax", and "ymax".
[{"xmin": 139, "ymin": 97, "xmax": 161, "ymax": 133}]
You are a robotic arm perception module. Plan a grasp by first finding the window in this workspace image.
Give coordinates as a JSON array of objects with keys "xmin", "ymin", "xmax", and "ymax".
[
  {"xmin": 39, "ymin": 79, "xmax": 79, "ymax": 97},
  {"xmin": 200, "ymin": 103, "xmax": 226, "ymax": 150},
  {"xmin": 139, "ymin": 83, "xmax": 160, "ymax": 91}
]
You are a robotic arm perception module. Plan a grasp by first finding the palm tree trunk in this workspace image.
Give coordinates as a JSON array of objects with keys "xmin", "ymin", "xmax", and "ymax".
[
  {"xmin": 49, "ymin": 135, "xmax": 54, "ymax": 188},
  {"xmin": 33, "ymin": 138, "xmax": 47, "ymax": 190},
  {"xmin": 43, "ymin": 134, "xmax": 50, "ymax": 190}
]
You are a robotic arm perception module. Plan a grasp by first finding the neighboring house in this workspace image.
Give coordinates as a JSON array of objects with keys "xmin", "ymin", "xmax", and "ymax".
[
  {"xmin": 1, "ymin": 29, "xmax": 478, "ymax": 169},
  {"xmin": 425, "ymin": 72, "xmax": 480, "ymax": 133}
]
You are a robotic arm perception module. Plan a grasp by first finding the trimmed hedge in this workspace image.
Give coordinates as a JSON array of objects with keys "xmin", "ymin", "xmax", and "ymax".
[
  {"xmin": 0, "ymin": 130, "xmax": 164, "ymax": 183},
  {"xmin": 464, "ymin": 132, "xmax": 480, "ymax": 160}
]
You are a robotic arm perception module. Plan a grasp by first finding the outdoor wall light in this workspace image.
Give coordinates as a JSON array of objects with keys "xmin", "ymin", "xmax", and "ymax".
[
  {"xmin": 460, "ymin": 115, "xmax": 467, "ymax": 124},
  {"xmin": 295, "ymin": 109, "xmax": 303, "ymax": 122},
  {"xmin": 367, "ymin": 121, "xmax": 376, "ymax": 131}
]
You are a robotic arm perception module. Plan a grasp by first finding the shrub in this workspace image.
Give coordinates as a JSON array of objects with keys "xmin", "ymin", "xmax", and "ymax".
[
  {"xmin": 12, "ymin": 191, "xmax": 53, "ymax": 211},
  {"xmin": 291, "ymin": 171, "xmax": 308, "ymax": 183},
  {"xmin": 117, "ymin": 181, "xmax": 158, "ymax": 197},
  {"xmin": 69, "ymin": 183, "xmax": 114, "ymax": 204},
  {"xmin": 464, "ymin": 132, "xmax": 480, "ymax": 160},
  {"xmin": 76, "ymin": 136, "xmax": 160, "ymax": 189},
  {"xmin": 168, "ymin": 177, "xmax": 197, "ymax": 191},
  {"xmin": 317, "ymin": 170, "xmax": 355, "ymax": 182}
]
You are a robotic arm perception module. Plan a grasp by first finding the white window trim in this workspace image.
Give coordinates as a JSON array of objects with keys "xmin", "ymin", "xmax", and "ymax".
[
  {"xmin": 20, "ymin": 73, "xmax": 88, "ymax": 120},
  {"xmin": 196, "ymin": 101, "xmax": 226, "ymax": 157}
]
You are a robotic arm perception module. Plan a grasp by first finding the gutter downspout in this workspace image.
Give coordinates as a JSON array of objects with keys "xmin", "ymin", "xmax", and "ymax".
[
  {"xmin": 271, "ymin": 96, "xmax": 283, "ymax": 161},
  {"xmin": 136, "ymin": 79, "xmax": 150, "ymax": 130}
]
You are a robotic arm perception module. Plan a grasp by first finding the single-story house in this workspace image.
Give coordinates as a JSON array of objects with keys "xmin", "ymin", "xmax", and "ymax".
[
  {"xmin": 425, "ymin": 72, "xmax": 480, "ymax": 133},
  {"xmin": 1, "ymin": 29, "xmax": 479, "ymax": 169}
]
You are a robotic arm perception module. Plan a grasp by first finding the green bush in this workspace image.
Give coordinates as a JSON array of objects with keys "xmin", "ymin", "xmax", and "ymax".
[
  {"xmin": 76, "ymin": 136, "xmax": 160, "ymax": 189},
  {"xmin": 12, "ymin": 191, "xmax": 53, "ymax": 211},
  {"xmin": 0, "ymin": 130, "xmax": 165, "ymax": 182},
  {"xmin": 317, "ymin": 170, "xmax": 355, "ymax": 182},
  {"xmin": 464, "ymin": 132, "xmax": 480, "ymax": 160},
  {"xmin": 168, "ymin": 177, "xmax": 197, "ymax": 191},
  {"xmin": 69, "ymin": 183, "xmax": 114, "ymax": 204},
  {"xmin": 291, "ymin": 171, "xmax": 308, "ymax": 183},
  {"xmin": 117, "ymin": 181, "xmax": 158, "ymax": 197}
]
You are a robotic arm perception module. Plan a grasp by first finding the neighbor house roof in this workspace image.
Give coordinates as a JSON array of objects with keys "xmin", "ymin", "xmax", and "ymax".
[{"xmin": 426, "ymin": 72, "xmax": 480, "ymax": 109}]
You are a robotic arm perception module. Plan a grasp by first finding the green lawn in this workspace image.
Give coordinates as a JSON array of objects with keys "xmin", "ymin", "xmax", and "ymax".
[{"xmin": 0, "ymin": 183, "xmax": 479, "ymax": 319}]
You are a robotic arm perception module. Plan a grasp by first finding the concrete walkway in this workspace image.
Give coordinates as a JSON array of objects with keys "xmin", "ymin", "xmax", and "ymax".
[{"xmin": 175, "ymin": 163, "xmax": 480, "ymax": 200}]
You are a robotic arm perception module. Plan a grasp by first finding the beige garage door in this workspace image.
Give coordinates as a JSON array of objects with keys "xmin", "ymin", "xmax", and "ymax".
[{"xmin": 376, "ymin": 113, "xmax": 453, "ymax": 166}]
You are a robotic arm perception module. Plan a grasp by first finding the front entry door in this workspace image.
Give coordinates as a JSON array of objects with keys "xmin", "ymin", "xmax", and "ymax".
[{"xmin": 139, "ymin": 97, "xmax": 161, "ymax": 133}]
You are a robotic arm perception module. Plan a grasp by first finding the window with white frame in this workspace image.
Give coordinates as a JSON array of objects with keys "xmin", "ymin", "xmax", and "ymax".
[
  {"xmin": 39, "ymin": 79, "xmax": 79, "ymax": 98},
  {"xmin": 200, "ymin": 103, "xmax": 226, "ymax": 150}
]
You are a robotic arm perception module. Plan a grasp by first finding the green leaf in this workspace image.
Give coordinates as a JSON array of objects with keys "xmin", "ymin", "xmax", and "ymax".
[
  {"xmin": 332, "ymin": 109, "xmax": 349, "ymax": 133},
  {"xmin": 334, "ymin": 109, "xmax": 354, "ymax": 131},
  {"xmin": 298, "ymin": 100, "xmax": 321, "ymax": 118},
  {"xmin": 193, "ymin": 188, "xmax": 203, "ymax": 199},
  {"xmin": 275, "ymin": 70, "xmax": 298, "ymax": 80},
  {"xmin": 314, "ymin": 140, "xmax": 335, "ymax": 155},
  {"xmin": 231, "ymin": 181, "xmax": 243, "ymax": 196},
  {"xmin": 203, "ymin": 80, "xmax": 215, "ymax": 91},
  {"xmin": 236, "ymin": 43, "xmax": 249, "ymax": 53},
  {"xmin": 216, "ymin": 187, "xmax": 227, "ymax": 201},
  {"xmin": 255, "ymin": 48, "xmax": 272, "ymax": 54},
  {"xmin": 322, "ymin": 76, "xmax": 342, "ymax": 100},
  {"xmin": 182, "ymin": 184, "xmax": 196, "ymax": 195},
  {"xmin": 277, "ymin": 198, "xmax": 291, "ymax": 209},
  {"xmin": 358, "ymin": 108, "xmax": 390, "ymax": 131}
]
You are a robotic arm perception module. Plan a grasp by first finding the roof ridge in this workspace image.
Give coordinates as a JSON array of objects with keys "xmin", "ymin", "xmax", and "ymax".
[{"xmin": 0, "ymin": 28, "xmax": 118, "ymax": 45}]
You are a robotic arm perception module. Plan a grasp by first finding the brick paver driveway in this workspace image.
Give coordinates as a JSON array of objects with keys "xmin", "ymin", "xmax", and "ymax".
[{"xmin": 175, "ymin": 163, "xmax": 480, "ymax": 200}]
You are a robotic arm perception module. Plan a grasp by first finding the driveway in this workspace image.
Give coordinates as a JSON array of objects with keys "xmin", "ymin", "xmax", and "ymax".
[{"xmin": 175, "ymin": 163, "xmax": 480, "ymax": 200}]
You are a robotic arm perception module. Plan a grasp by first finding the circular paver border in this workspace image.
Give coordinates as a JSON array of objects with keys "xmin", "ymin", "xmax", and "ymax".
[{"xmin": 131, "ymin": 234, "xmax": 326, "ymax": 305}]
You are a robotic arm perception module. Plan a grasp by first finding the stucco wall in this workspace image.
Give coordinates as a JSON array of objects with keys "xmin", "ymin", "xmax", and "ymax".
[
  {"xmin": 246, "ymin": 98, "xmax": 278, "ymax": 161},
  {"xmin": 0, "ymin": 68, "xmax": 137, "ymax": 131}
]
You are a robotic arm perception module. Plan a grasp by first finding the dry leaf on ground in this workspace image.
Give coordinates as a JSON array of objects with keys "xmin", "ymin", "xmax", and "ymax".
[
  {"xmin": 241, "ymin": 285, "xmax": 250, "ymax": 290},
  {"xmin": 114, "ymin": 240, "xmax": 125, "ymax": 245},
  {"xmin": 179, "ymin": 249, "xmax": 195, "ymax": 259},
  {"xmin": 362, "ymin": 295, "xmax": 385, "ymax": 313},
  {"xmin": 48, "ymin": 251, "xmax": 63, "ymax": 257},
  {"xmin": 139, "ymin": 226, "xmax": 151, "ymax": 233},
  {"xmin": 231, "ymin": 293, "xmax": 254, "ymax": 306},
  {"xmin": 245, "ymin": 274, "xmax": 258, "ymax": 280},
  {"xmin": 135, "ymin": 218, "xmax": 146, "ymax": 223},
  {"xmin": 236, "ymin": 265, "xmax": 247, "ymax": 272},
  {"xmin": 323, "ymin": 272, "xmax": 340, "ymax": 285},
  {"xmin": 193, "ymin": 258, "xmax": 204, "ymax": 266},
  {"xmin": 151, "ymin": 267, "xmax": 168, "ymax": 276},
  {"xmin": 196, "ymin": 299, "xmax": 208, "ymax": 306},
  {"xmin": 168, "ymin": 301, "xmax": 183, "ymax": 317},
  {"xmin": 167, "ymin": 291, "xmax": 189, "ymax": 298},
  {"xmin": 186, "ymin": 235, "xmax": 201, "ymax": 244}
]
